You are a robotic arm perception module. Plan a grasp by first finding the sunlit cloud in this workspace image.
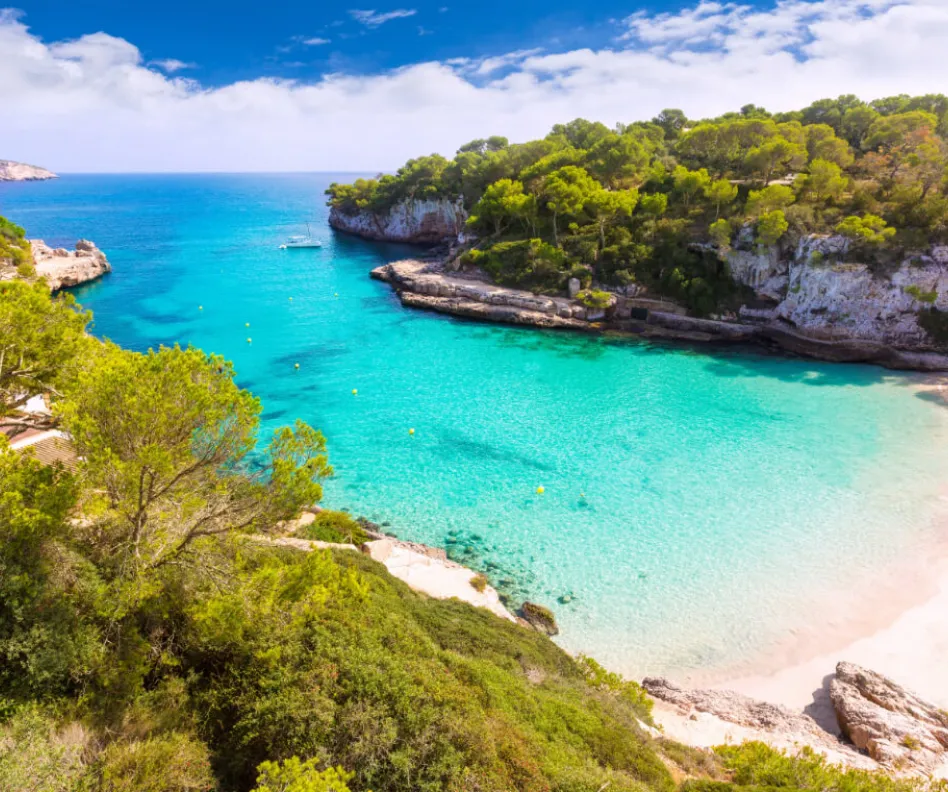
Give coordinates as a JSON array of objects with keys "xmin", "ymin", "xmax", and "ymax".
[{"xmin": 1, "ymin": 0, "xmax": 947, "ymax": 172}]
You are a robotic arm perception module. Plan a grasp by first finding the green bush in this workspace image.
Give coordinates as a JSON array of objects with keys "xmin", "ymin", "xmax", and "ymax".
[
  {"xmin": 479, "ymin": 238, "xmax": 570, "ymax": 293},
  {"xmin": 577, "ymin": 289, "xmax": 613, "ymax": 310},
  {"xmin": 470, "ymin": 573, "xmax": 488, "ymax": 592},
  {"xmin": 298, "ymin": 510, "xmax": 369, "ymax": 545},
  {"xmin": 252, "ymin": 757, "xmax": 353, "ymax": 792},
  {"xmin": 94, "ymin": 733, "xmax": 215, "ymax": 792},
  {"xmin": 905, "ymin": 285, "xmax": 938, "ymax": 304}
]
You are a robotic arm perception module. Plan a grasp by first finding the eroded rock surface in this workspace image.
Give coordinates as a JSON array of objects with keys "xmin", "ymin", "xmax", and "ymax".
[
  {"xmin": 830, "ymin": 661, "xmax": 948, "ymax": 773},
  {"xmin": 330, "ymin": 198, "xmax": 466, "ymax": 244},
  {"xmin": 31, "ymin": 239, "xmax": 111, "ymax": 290}
]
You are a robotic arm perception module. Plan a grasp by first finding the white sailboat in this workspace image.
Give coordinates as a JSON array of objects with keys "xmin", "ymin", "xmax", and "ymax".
[{"xmin": 280, "ymin": 222, "xmax": 323, "ymax": 249}]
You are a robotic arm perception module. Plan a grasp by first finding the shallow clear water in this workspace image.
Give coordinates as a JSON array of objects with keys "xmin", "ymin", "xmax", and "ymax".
[{"xmin": 3, "ymin": 174, "xmax": 947, "ymax": 679}]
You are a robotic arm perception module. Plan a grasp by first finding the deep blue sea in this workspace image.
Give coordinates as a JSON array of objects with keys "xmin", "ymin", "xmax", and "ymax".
[{"xmin": 3, "ymin": 173, "xmax": 947, "ymax": 680}]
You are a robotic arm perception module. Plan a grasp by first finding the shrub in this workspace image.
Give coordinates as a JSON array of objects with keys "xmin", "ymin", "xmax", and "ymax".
[
  {"xmin": 470, "ymin": 573, "xmax": 488, "ymax": 592},
  {"xmin": 94, "ymin": 732, "xmax": 215, "ymax": 792},
  {"xmin": 0, "ymin": 705, "xmax": 90, "ymax": 792},
  {"xmin": 253, "ymin": 757, "xmax": 353, "ymax": 792},
  {"xmin": 577, "ymin": 655, "xmax": 654, "ymax": 723},
  {"xmin": 298, "ymin": 510, "xmax": 369, "ymax": 545},
  {"xmin": 904, "ymin": 285, "xmax": 938, "ymax": 304},
  {"xmin": 577, "ymin": 289, "xmax": 613, "ymax": 310}
]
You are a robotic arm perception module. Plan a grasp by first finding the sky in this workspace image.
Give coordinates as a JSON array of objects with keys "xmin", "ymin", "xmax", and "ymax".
[{"xmin": 2, "ymin": 0, "xmax": 948, "ymax": 172}]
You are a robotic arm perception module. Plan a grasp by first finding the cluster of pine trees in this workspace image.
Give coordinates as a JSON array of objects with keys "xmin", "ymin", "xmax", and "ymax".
[{"xmin": 328, "ymin": 95, "xmax": 948, "ymax": 315}]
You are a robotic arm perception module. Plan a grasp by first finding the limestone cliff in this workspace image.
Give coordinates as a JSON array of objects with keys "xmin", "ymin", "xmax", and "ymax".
[
  {"xmin": 31, "ymin": 239, "xmax": 111, "ymax": 290},
  {"xmin": 329, "ymin": 198, "xmax": 466, "ymax": 244},
  {"xmin": 0, "ymin": 160, "xmax": 57, "ymax": 182},
  {"xmin": 727, "ymin": 232, "xmax": 948, "ymax": 351}
]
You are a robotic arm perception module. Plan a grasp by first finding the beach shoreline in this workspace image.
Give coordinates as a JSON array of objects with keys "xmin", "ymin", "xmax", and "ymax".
[{"xmin": 687, "ymin": 375, "xmax": 948, "ymax": 710}]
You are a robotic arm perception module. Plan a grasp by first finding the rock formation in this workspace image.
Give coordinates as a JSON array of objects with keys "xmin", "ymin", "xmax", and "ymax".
[
  {"xmin": 31, "ymin": 239, "xmax": 111, "ymax": 290},
  {"xmin": 645, "ymin": 663, "xmax": 948, "ymax": 776},
  {"xmin": 329, "ymin": 198, "xmax": 466, "ymax": 244},
  {"xmin": 0, "ymin": 160, "xmax": 57, "ymax": 181},
  {"xmin": 830, "ymin": 662, "xmax": 948, "ymax": 773},
  {"xmin": 728, "ymin": 233, "xmax": 948, "ymax": 351}
]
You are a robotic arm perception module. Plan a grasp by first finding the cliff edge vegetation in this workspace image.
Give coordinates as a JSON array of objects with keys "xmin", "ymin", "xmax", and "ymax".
[{"xmin": 327, "ymin": 94, "xmax": 948, "ymax": 322}]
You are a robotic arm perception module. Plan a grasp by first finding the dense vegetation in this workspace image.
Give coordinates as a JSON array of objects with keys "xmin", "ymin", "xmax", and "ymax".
[
  {"xmin": 0, "ymin": 216, "xmax": 34, "ymax": 278},
  {"xmin": 0, "ymin": 270, "xmax": 673, "ymax": 792},
  {"xmin": 5, "ymin": 222, "xmax": 945, "ymax": 790},
  {"xmin": 327, "ymin": 95, "xmax": 948, "ymax": 314}
]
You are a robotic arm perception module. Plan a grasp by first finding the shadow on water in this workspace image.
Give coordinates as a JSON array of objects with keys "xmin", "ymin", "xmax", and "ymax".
[{"xmin": 434, "ymin": 427, "xmax": 557, "ymax": 473}]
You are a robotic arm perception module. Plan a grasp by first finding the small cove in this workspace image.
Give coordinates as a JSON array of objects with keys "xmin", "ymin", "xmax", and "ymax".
[{"xmin": 3, "ymin": 172, "xmax": 947, "ymax": 681}]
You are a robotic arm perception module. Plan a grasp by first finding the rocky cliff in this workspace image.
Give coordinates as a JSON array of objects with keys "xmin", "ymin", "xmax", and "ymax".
[
  {"xmin": 31, "ymin": 239, "xmax": 111, "ymax": 290},
  {"xmin": 0, "ymin": 160, "xmax": 57, "ymax": 182},
  {"xmin": 329, "ymin": 198, "xmax": 466, "ymax": 244},
  {"xmin": 728, "ymin": 232, "xmax": 948, "ymax": 351}
]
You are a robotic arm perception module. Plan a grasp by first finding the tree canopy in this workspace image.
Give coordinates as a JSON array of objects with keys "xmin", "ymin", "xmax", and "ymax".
[{"xmin": 328, "ymin": 93, "xmax": 948, "ymax": 315}]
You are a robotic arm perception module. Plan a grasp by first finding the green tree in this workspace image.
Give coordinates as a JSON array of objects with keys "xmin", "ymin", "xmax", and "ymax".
[
  {"xmin": 586, "ymin": 133, "xmax": 650, "ymax": 187},
  {"xmin": 58, "ymin": 344, "xmax": 333, "ymax": 585},
  {"xmin": 864, "ymin": 111, "xmax": 939, "ymax": 151},
  {"xmin": 836, "ymin": 214, "xmax": 897, "ymax": 245},
  {"xmin": 541, "ymin": 166, "xmax": 599, "ymax": 243},
  {"xmin": 467, "ymin": 178, "xmax": 527, "ymax": 236},
  {"xmin": 757, "ymin": 210, "xmax": 789, "ymax": 245},
  {"xmin": 586, "ymin": 188, "xmax": 639, "ymax": 250},
  {"xmin": 841, "ymin": 106, "xmax": 880, "ymax": 148},
  {"xmin": 0, "ymin": 279, "xmax": 91, "ymax": 435},
  {"xmin": 795, "ymin": 159, "xmax": 848, "ymax": 204},
  {"xmin": 805, "ymin": 124, "xmax": 855, "ymax": 168},
  {"xmin": 672, "ymin": 165, "xmax": 711, "ymax": 209},
  {"xmin": 746, "ymin": 184, "xmax": 795, "ymax": 217},
  {"xmin": 744, "ymin": 136, "xmax": 806, "ymax": 184},
  {"xmin": 707, "ymin": 179, "xmax": 739, "ymax": 219},
  {"xmin": 652, "ymin": 108, "xmax": 689, "ymax": 141},
  {"xmin": 709, "ymin": 219, "xmax": 733, "ymax": 248}
]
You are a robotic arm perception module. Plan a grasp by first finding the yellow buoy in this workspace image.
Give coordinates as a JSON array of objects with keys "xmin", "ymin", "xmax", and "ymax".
[
  {"xmin": 245, "ymin": 322, "xmax": 250, "ymax": 328},
  {"xmin": 409, "ymin": 428, "xmax": 415, "ymax": 435},
  {"xmin": 536, "ymin": 486, "xmax": 545, "ymax": 495},
  {"xmin": 246, "ymin": 337, "xmax": 252, "ymax": 344},
  {"xmin": 352, "ymin": 389, "xmax": 358, "ymax": 396},
  {"xmin": 198, "ymin": 305, "xmax": 203, "ymax": 311},
  {"xmin": 580, "ymin": 492, "xmax": 586, "ymax": 499},
  {"xmin": 294, "ymin": 363, "xmax": 300, "ymax": 369},
  {"xmin": 289, "ymin": 297, "xmax": 293, "ymax": 301},
  {"xmin": 334, "ymin": 292, "xmax": 339, "ymax": 298}
]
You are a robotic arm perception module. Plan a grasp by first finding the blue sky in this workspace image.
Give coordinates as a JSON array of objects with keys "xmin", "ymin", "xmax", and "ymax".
[
  {"xmin": 2, "ymin": 1, "xmax": 947, "ymax": 172},
  {"xmin": 17, "ymin": 0, "xmax": 683, "ymax": 84}
]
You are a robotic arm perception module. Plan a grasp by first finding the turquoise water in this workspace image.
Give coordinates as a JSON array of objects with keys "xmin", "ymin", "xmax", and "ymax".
[{"xmin": 3, "ymin": 174, "xmax": 947, "ymax": 679}]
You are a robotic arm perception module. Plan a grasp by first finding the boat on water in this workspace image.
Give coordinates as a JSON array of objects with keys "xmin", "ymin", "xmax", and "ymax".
[{"xmin": 280, "ymin": 223, "xmax": 323, "ymax": 249}]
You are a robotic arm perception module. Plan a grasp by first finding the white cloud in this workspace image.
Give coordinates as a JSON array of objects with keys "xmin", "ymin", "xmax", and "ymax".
[
  {"xmin": 349, "ymin": 9, "xmax": 417, "ymax": 27},
  {"xmin": 1, "ymin": 1, "xmax": 948, "ymax": 173},
  {"xmin": 150, "ymin": 58, "xmax": 195, "ymax": 72},
  {"xmin": 301, "ymin": 37, "xmax": 331, "ymax": 46}
]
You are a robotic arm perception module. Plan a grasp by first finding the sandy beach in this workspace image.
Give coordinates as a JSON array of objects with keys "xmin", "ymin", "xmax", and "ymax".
[{"xmin": 710, "ymin": 376, "xmax": 948, "ymax": 713}]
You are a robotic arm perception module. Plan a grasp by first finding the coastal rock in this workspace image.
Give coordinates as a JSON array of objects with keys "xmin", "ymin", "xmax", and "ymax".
[
  {"xmin": 830, "ymin": 661, "xmax": 948, "ymax": 773},
  {"xmin": 568, "ymin": 277, "xmax": 581, "ymax": 298},
  {"xmin": 0, "ymin": 160, "xmax": 57, "ymax": 182},
  {"xmin": 643, "ymin": 677, "xmax": 824, "ymax": 736},
  {"xmin": 518, "ymin": 602, "xmax": 559, "ymax": 636},
  {"xmin": 330, "ymin": 198, "xmax": 466, "ymax": 244},
  {"xmin": 729, "ymin": 233, "xmax": 948, "ymax": 351},
  {"xmin": 31, "ymin": 239, "xmax": 111, "ymax": 290}
]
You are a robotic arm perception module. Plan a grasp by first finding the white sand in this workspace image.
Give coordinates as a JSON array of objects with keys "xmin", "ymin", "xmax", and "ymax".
[{"xmin": 368, "ymin": 541, "xmax": 516, "ymax": 622}]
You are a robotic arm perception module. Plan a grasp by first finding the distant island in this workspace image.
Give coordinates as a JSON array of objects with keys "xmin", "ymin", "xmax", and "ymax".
[
  {"xmin": 328, "ymin": 93, "xmax": 948, "ymax": 371},
  {"xmin": 0, "ymin": 159, "xmax": 57, "ymax": 182}
]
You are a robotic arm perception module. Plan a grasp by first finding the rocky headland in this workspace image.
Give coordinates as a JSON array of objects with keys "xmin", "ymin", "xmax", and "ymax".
[
  {"xmin": 0, "ymin": 159, "xmax": 57, "ymax": 182},
  {"xmin": 337, "ymin": 197, "xmax": 948, "ymax": 371},
  {"xmin": 30, "ymin": 239, "xmax": 111, "ymax": 290},
  {"xmin": 329, "ymin": 197, "xmax": 466, "ymax": 243}
]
